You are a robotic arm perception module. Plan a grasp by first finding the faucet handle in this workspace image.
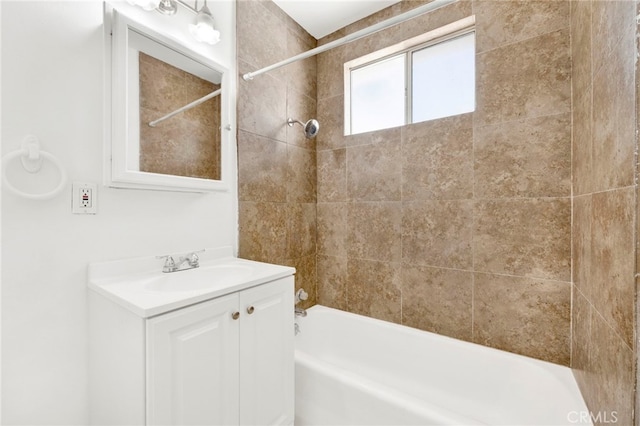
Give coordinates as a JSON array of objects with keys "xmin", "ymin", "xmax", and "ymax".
[
  {"xmin": 156, "ymin": 255, "xmax": 176, "ymax": 272},
  {"xmin": 187, "ymin": 252, "xmax": 200, "ymax": 267},
  {"xmin": 295, "ymin": 288, "xmax": 308, "ymax": 304}
]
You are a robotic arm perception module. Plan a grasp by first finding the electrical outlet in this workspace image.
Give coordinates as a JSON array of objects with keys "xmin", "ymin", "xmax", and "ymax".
[
  {"xmin": 72, "ymin": 182, "xmax": 97, "ymax": 214},
  {"xmin": 80, "ymin": 188, "xmax": 92, "ymax": 208}
]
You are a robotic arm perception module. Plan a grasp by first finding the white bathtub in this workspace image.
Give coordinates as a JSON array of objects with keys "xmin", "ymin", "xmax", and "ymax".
[{"xmin": 294, "ymin": 305, "xmax": 591, "ymax": 426}]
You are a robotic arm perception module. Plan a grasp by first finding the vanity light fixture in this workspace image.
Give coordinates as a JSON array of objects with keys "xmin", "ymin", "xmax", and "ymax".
[
  {"xmin": 189, "ymin": 0, "xmax": 220, "ymax": 45},
  {"xmin": 127, "ymin": 0, "xmax": 221, "ymax": 45}
]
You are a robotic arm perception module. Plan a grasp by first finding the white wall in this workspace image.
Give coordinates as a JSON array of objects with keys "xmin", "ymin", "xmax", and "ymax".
[{"xmin": 1, "ymin": 1, "xmax": 237, "ymax": 424}]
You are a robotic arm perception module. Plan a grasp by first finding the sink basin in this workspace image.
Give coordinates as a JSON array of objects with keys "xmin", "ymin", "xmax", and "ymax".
[
  {"xmin": 89, "ymin": 247, "xmax": 296, "ymax": 317},
  {"xmin": 144, "ymin": 264, "xmax": 254, "ymax": 292}
]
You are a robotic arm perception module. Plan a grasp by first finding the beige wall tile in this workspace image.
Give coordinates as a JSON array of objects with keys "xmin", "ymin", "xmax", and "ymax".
[
  {"xmin": 572, "ymin": 90, "xmax": 593, "ymax": 196},
  {"xmin": 570, "ymin": 0, "xmax": 591, "ymax": 99},
  {"xmin": 591, "ymin": 35, "xmax": 636, "ymax": 192},
  {"xmin": 571, "ymin": 286, "xmax": 591, "ymax": 384},
  {"xmin": 473, "ymin": 0, "xmax": 568, "ymax": 54},
  {"xmin": 317, "ymin": 45, "xmax": 345, "ymax": 101},
  {"xmin": 237, "ymin": 130, "xmax": 288, "ymax": 202},
  {"xmin": 317, "ymin": 255, "xmax": 348, "ymax": 310},
  {"xmin": 402, "ymin": 114, "xmax": 473, "ymax": 200},
  {"xmin": 317, "ymin": 149, "xmax": 347, "ymax": 202},
  {"xmin": 475, "ymin": 29, "xmax": 571, "ymax": 127},
  {"xmin": 347, "ymin": 258, "xmax": 401, "ymax": 323},
  {"xmin": 347, "ymin": 138, "xmax": 402, "ymax": 201},
  {"xmin": 286, "ymin": 27, "xmax": 317, "ymax": 102},
  {"xmin": 237, "ymin": 2, "xmax": 317, "ymax": 320},
  {"xmin": 348, "ymin": 202, "xmax": 402, "ymax": 262},
  {"xmin": 591, "ymin": 0, "xmax": 636, "ymax": 76},
  {"xmin": 399, "ymin": 0, "xmax": 473, "ymax": 43},
  {"xmin": 237, "ymin": 60, "xmax": 288, "ymax": 142},
  {"xmin": 237, "ymin": 0, "xmax": 287, "ymax": 72},
  {"xmin": 585, "ymin": 312, "xmax": 634, "ymax": 425},
  {"xmin": 316, "ymin": 95, "xmax": 345, "ymax": 150},
  {"xmin": 590, "ymin": 187, "xmax": 635, "ymax": 347},
  {"xmin": 402, "ymin": 200, "xmax": 473, "ymax": 269},
  {"xmin": 474, "ymin": 113, "xmax": 571, "ymax": 198},
  {"xmin": 345, "ymin": 126, "xmax": 401, "ymax": 148},
  {"xmin": 474, "ymin": 273, "xmax": 571, "ymax": 365},
  {"xmin": 401, "ymin": 264, "xmax": 473, "ymax": 341},
  {"xmin": 572, "ymin": 195, "xmax": 592, "ymax": 300},
  {"xmin": 569, "ymin": 0, "xmax": 638, "ymax": 418},
  {"xmin": 316, "ymin": 202, "xmax": 347, "ymax": 257},
  {"xmin": 474, "ymin": 198, "xmax": 571, "ymax": 281},
  {"xmin": 286, "ymin": 145, "xmax": 317, "ymax": 203},
  {"xmin": 238, "ymin": 201, "xmax": 288, "ymax": 263},
  {"xmin": 287, "ymin": 203, "xmax": 317, "ymax": 259}
]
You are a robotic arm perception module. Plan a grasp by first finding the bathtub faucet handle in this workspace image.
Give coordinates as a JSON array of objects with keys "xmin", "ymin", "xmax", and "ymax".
[{"xmin": 295, "ymin": 288, "xmax": 308, "ymax": 304}]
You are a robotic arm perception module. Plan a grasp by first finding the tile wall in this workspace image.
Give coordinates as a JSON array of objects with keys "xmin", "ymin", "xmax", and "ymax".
[
  {"xmin": 237, "ymin": 0, "xmax": 318, "ymax": 307},
  {"xmin": 237, "ymin": 1, "xmax": 638, "ymax": 420},
  {"xmin": 316, "ymin": 0, "xmax": 572, "ymax": 365},
  {"xmin": 570, "ymin": 1, "xmax": 637, "ymax": 423}
]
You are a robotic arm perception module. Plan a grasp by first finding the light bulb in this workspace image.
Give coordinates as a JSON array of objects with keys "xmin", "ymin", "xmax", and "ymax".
[{"xmin": 189, "ymin": 5, "xmax": 220, "ymax": 45}]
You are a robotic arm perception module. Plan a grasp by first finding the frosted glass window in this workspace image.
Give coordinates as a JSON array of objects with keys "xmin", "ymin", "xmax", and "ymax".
[
  {"xmin": 350, "ymin": 55, "xmax": 405, "ymax": 135},
  {"xmin": 412, "ymin": 33, "xmax": 475, "ymax": 122}
]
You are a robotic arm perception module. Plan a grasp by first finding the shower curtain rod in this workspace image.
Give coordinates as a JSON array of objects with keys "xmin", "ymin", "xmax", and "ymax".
[
  {"xmin": 242, "ymin": 0, "xmax": 457, "ymax": 81},
  {"xmin": 148, "ymin": 88, "xmax": 222, "ymax": 127}
]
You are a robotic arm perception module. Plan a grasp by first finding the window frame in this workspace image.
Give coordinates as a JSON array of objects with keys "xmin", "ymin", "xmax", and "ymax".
[{"xmin": 343, "ymin": 16, "xmax": 476, "ymax": 136}]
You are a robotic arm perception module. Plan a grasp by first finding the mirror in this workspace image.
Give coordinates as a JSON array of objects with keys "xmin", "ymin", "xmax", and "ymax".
[{"xmin": 107, "ymin": 7, "xmax": 231, "ymax": 192}]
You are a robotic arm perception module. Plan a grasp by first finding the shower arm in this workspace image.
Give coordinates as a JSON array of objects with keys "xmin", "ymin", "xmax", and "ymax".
[
  {"xmin": 242, "ymin": 0, "xmax": 456, "ymax": 81},
  {"xmin": 287, "ymin": 118, "xmax": 305, "ymax": 127}
]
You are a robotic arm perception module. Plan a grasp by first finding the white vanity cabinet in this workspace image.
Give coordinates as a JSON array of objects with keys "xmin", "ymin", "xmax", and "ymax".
[
  {"xmin": 89, "ymin": 256, "xmax": 295, "ymax": 426},
  {"xmin": 147, "ymin": 279, "xmax": 294, "ymax": 426}
]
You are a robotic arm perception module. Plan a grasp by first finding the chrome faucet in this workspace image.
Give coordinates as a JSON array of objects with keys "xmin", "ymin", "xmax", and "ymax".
[
  {"xmin": 157, "ymin": 250, "xmax": 204, "ymax": 273},
  {"xmin": 294, "ymin": 288, "xmax": 308, "ymax": 335}
]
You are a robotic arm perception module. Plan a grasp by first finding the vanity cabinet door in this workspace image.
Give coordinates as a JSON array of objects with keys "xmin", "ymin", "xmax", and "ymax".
[
  {"xmin": 239, "ymin": 277, "xmax": 294, "ymax": 426},
  {"xmin": 146, "ymin": 293, "xmax": 240, "ymax": 426}
]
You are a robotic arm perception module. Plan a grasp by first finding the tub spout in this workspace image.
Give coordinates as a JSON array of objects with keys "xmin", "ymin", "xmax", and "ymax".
[{"xmin": 295, "ymin": 306, "xmax": 307, "ymax": 317}]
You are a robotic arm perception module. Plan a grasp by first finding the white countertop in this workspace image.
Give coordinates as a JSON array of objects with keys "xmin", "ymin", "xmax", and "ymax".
[{"xmin": 88, "ymin": 247, "xmax": 296, "ymax": 318}]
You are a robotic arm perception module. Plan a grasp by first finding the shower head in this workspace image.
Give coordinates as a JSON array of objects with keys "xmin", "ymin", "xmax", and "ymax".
[{"xmin": 287, "ymin": 118, "xmax": 320, "ymax": 139}]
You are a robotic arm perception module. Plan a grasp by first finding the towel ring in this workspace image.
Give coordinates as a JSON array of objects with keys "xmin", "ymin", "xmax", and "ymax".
[{"xmin": 2, "ymin": 135, "xmax": 68, "ymax": 200}]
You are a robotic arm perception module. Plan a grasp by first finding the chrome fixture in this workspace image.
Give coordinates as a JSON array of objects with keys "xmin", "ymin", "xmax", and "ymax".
[
  {"xmin": 157, "ymin": 250, "xmax": 204, "ymax": 273},
  {"xmin": 295, "ymin": 288, "xmax": 308, "ymax": 317},
  {"xmin": 157, "ymin": 0, "xmax": 177, "ymax": 15},
  {"xmin": 294, "ymin": 288, "xmax": 308, "ymax": 335},
  {"xmin": 127, "ymin": 0, "xmax": 220, "ymax": 45},
  {"xmin": 287, "ymin": 118, "xmax": 320, "ymax": 139}
]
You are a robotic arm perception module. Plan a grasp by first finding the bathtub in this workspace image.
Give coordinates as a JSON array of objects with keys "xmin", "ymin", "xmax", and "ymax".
[{"xmin": 294, "ymin": 305, "xmax": 591, "ymax": 426}]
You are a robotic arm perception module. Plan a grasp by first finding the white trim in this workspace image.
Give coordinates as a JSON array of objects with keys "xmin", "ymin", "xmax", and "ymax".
[{"xmin": 106, "ymin": 5, "xmax": 232, "ymax": 193}]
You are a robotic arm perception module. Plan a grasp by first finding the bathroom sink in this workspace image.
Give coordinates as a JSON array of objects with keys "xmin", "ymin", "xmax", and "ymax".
[
  {"xmin": 88, "ymin": 247, "xmax": 296, "ymax": 317},
  {"xmin": 145, "ymin": 264, "xmax": 254, "ymax": 292}
]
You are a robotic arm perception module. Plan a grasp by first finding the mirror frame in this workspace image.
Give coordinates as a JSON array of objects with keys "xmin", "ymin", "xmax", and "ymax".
[{"xmin": 106, "ymin": 6, "xmax": 231, "ymax": 192}]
